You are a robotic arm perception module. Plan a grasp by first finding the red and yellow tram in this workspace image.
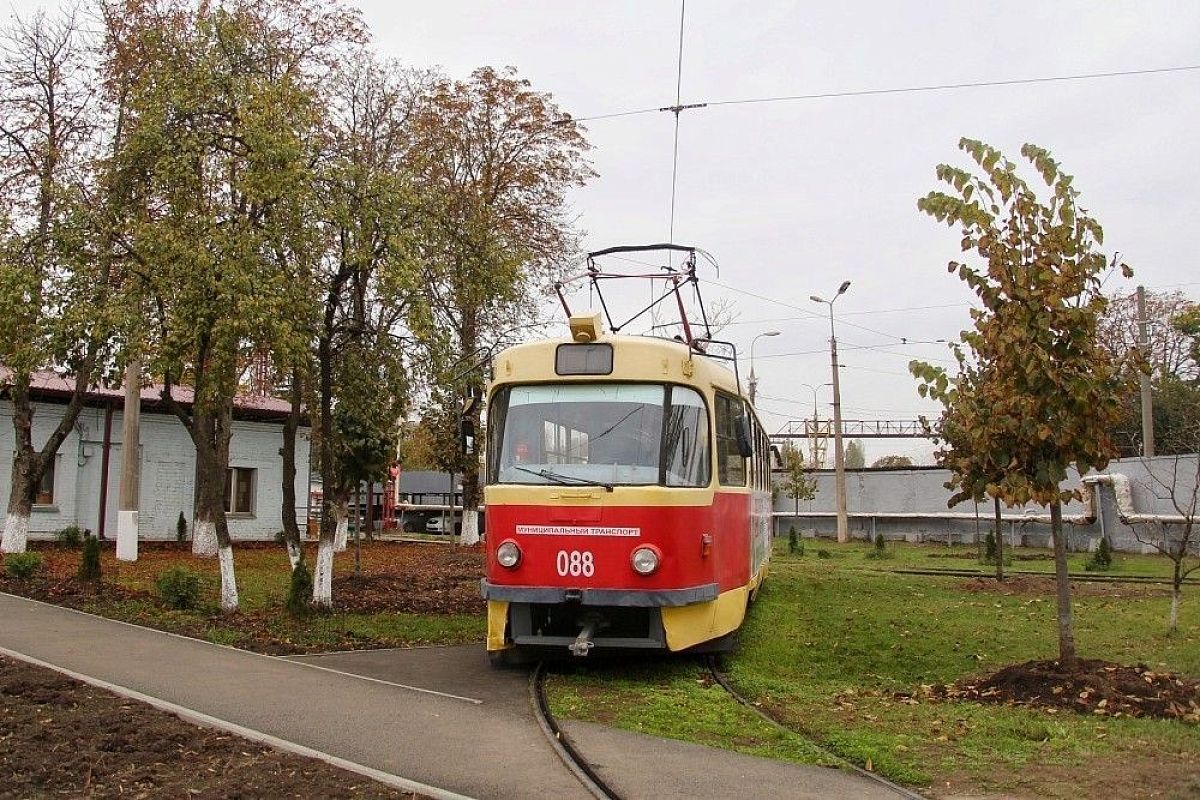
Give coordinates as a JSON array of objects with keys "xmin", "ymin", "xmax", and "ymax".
[{"xmin": 482, "ymin": 311, "xmax": 773, "ymax": 662}]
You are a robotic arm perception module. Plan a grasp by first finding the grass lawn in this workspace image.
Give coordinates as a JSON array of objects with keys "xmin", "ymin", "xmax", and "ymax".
[
  {"xmin": 547, "ymin": 540, "xmax": 1200, "ymax": 799},
  {"xmin": 3, "ymin": 541, "xmax": 485, "ymax": 653}
]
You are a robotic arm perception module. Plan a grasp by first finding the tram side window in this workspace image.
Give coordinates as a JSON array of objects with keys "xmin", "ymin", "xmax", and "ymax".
[
  {"xmin": 747, "ymin": 408, "xmax": 767, "ymax": 491},
  {"xmin": 663, "ymin": 386, "xmax": 710, "ymax": 487},
  {"xmin": 715, "ymin": 393, "xmax": 747, "ymax": 486}
]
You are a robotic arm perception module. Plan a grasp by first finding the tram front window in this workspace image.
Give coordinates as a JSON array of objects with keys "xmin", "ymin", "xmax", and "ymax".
[{"xmin": 490, "ymin": 384, "xmax": 710, "ymax": 488}]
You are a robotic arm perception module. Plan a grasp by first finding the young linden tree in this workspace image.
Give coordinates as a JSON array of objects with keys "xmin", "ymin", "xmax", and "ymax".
[{"xmin": 912, "ymin": 139, "xmax": 1135, "ymax": 665}]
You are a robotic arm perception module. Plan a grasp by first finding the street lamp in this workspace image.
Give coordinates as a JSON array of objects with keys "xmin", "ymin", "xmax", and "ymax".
[
  {"xmin": 747, "ymin": 330, "xmax": 780, "ymax": 406},
  {"xmin": 796, "ymin": 381, "xmax": 832, "ymax": 420},
  {"xmin": 792, "ymin": 381, "xmax": 830, "ymax": 470},
  {"xmin": 811, "ymin": 281, "xmax": 851, "ymax": 543}
]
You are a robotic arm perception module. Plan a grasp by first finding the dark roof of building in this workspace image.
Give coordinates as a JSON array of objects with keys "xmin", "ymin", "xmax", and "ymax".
[{"xmin": 1, "ymin": 368, "xmax": 299, "ymax": 424}]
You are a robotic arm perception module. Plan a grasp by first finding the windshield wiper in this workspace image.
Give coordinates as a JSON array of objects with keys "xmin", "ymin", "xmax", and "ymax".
[{"xmin": 511, "ymin": 465, "xmax": 614, "ymax": 492}]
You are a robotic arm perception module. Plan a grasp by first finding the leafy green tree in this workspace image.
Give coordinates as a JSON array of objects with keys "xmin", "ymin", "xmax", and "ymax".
[
  {"xmin": 778, "ymin": 442, "xmax": 817, "ymax": 525},
  {"xmin": 310, "ymin": 54, "xmax": 421, "ymax": 607},
  {"xmin": 912, "ymin": 139, "xmax": 1134, "ymax": 664},
  {"xmin": 108, "ymin": 0, "xmax": 362, "ymax": 611},
  {"xmin": 870, "ymin": 455, "xmax": 914, "ymax": 469},
  {"xmin": 332, "ymin": 342, "xmax": 404, "ymax": 574},
  {"xmin": 914, "ymin": 355, "xmax": 1010, "ymax": 580},
  {"xmin": 844, "ymin": 439, "xmax": 865, "ymax": 469},
  {"xmin": 411, "ymin": 66, "xmax": 594, "ymax": 546}
]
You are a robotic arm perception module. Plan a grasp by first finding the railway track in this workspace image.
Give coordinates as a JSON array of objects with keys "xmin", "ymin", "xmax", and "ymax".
[
  {"xmin": 891, "ymin": 567, "xmax": 1196, "ymax": 585},
  {"xmin": 704, "ymin": 657, "xmax": 924, "ymax": 800},
  {"xmin": 530, "ymin": 661, "xmax": 625, "ymax": 800},
  {"xmin": 531, "ymin": 658, "xmax": 925, "ymax": 800}
]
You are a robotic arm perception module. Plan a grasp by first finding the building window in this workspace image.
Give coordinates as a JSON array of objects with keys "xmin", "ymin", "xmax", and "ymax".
[
  {"xmin": 543, "ymin": 420, "xmax": 590, "ymax": 465},
  {"xmin": 226, "ymin": 467, "xmax": 256, "ymax": 514},
  {"xmin": 35, "ymin": 458, "xmax": 56, "ymax": 506}
]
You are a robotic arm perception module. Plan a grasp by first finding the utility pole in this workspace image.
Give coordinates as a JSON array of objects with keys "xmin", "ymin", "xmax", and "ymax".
[
  {"xmin": 811, "ymin": 282, "xmax": 851, "ymax": 543},
  {"xmin": 117, "ymin": 359, "xmax": 141, "ymax": 561},
  {"xmin": 1137, "ymin": 285, "xmax": 1155, "ymax": 457},
  {"xmin": 828, "ymin": 327, "xmax": 849, "ymax": 543}
]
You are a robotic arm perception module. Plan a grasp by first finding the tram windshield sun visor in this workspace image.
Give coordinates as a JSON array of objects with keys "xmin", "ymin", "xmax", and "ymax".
[{"xmin": 489, "ymin": 383, "xmax": 710, "ymax": 488}]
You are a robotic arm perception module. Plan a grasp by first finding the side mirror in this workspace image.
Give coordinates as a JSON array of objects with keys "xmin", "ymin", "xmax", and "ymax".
[
  {"xmin": 770, "ymin": 444, "xmax": 782, "ymax": 468},
  {"xmin": 459, "ymin": 418, "xmax": 476, "ymax": 456},
  {"xmin": 734, "ymin": 415, "xmax": 754, "ymax": 459}
]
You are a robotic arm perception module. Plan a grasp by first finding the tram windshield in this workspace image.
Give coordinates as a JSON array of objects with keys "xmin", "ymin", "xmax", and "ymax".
[{"xmin": 488, "ymin": 383, "xmax": 710, "ymax": 488}]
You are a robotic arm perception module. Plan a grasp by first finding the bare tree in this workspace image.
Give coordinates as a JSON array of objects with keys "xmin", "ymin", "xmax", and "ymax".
[
  {"xmin": 1131, "ymin": 454, "xmax": 1200, "ymax": 634},
  {"xmin": 1099, "ymin": 288, "xmax": 1197, "ymax": 382},
  {"xmin": 0, "ymin": 7, "xmax": 115, "ymax": 553}
]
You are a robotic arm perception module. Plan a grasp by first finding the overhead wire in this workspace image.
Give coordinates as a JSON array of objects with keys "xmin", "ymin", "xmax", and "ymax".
[
  {"xmin": 563, "ymin": 64, "xmax": 1200, "ymax": 124},
  {"xmin": 700, "ymin": 276, "xmax": 918, "ymax": 341}
]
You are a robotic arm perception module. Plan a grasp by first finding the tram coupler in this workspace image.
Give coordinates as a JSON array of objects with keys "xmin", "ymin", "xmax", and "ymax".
[{"xmin": 569, "ymin": 620, "xmax": 598, "ymax": 657}]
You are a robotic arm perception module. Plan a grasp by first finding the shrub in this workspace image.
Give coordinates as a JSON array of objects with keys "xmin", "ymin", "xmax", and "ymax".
[
  {"xmin": 156, "ymin": 567, "xmax": 204, "ymax": 610},
  {"xmin": 286, "ymin": 561, "xmax": 313, "ymax": 617},
  {"xmin": 78, "ymin": 534, "xmax": 101, "ymax": 582},
  {"xmin": 176, "ymin": 512, "xmax": 188, "ymax": 543},
  {"xmin": 788, "ymin": 525, "xmax": 800, "ymax": 555},
  {"xmin": 55, "ymin": 525, "xmax": 84, "ymax": 548},
  {"xmin": 1086, "ymin": 537, "xmax": 1114, "ymax": 572},
  {"xmin": 274, "ymin": 530, "xmax": 287, "ymax": 545},
  {"xmin": 983, "ymin": 530, "xmax": 997, "ymax": 563},
  {"xmin": 865, "ymin": 532, "xmax": 893, "ymax": 560},
  {"xmin": 816, "ymin": 549, "xmax": 832, "ymax": 559},
  {"xmin": 5, "ymin": 552, "xmax": 43, "ymax": 579}
]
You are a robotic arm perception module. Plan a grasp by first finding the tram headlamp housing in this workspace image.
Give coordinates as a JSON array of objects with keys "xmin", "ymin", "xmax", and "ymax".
[
  {"xmin": 631, "ymin": 545, "xmax": 661, "ymax": 576},
  {"xmin": 496, "ymin": 540, "xmax": 521, "ymax": 569}
]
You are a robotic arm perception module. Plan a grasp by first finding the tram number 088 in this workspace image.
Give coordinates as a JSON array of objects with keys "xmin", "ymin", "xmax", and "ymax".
[{"xmin": 556, "ymin": 550, "xmax": 594, "ymax": 577}]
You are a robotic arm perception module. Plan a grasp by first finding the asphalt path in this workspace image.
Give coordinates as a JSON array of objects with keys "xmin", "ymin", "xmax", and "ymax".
[{"xmin": 0, "ymin": 592, "xmax": 906, "ymax": 799}]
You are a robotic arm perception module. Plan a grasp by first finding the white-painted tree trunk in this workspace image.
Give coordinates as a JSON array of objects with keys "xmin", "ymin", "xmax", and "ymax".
[
  {"xmin": 192, "ymin": 520, "xmax": 219, "ymax": 557},
  {"xmin": 1, "ymin": 512, "xmax": 29, "ymax": 554},
  {"xmin": 459, "ymin": 508, "xmax": 480, "ymax": 546},
  {"xmin": 286, "ymin": 539, "xmax": 302, "ymax": 571},
  {"xmin": 333, "ymin": 505, "xmax": 348, "ymax": 552},
  {"xmin": 312, "ymin": 538, "xmax": 334, "ymax": 608},
  {"xmin": 217, "ymin": 544, "xmax": 239, "ymax": 612},
  {"xmin": 1169, "ymin": 587, "xmax": 1181, "ymax": 634}
]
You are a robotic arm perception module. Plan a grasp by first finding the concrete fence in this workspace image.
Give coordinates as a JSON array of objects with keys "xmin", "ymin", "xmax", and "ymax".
[{"xmin": 772, "ymin": 454, "xmax": 1199, "ymax": 554}]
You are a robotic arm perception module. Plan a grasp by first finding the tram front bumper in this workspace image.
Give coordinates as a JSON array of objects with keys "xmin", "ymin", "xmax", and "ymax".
[{"xmin": 479, "ymin": 580, "xmax": 718, "ymax": 607}]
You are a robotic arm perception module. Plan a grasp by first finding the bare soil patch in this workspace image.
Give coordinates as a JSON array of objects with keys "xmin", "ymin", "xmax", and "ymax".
[
  {"xmin": 927, "ymin": 659, "xmax": 1200, "ymax": 722},
  {"xmin": 332, "ymin": 547, "xmax": 485, "ymax": 615},
  {"xmin": 0, "ymin": 655, "xmax": 421, "ymax": 799}
]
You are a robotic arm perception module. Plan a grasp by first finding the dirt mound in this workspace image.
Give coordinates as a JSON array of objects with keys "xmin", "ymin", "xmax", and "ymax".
[{"xmin": 934, "ymin": 659, "xmax": 1200, "ymax": 722}]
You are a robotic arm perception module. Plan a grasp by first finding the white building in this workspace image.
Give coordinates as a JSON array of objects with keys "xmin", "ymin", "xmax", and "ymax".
[{"xmin": 0, "ymin": 372, "xmax": 311, "ymax": 541}]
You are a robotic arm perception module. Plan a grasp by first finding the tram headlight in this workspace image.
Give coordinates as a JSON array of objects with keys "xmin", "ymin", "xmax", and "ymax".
[
  {"xmin": 496, "ymin": 540, "xmax": 522, "ymax": 569},
  {"xmin": 631, "ymin": 545, "xmax": 661, "ymax": 576}
]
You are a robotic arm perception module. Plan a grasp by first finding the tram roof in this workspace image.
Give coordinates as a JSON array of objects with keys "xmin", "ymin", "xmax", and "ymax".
[{"xmin": 490, "ymin": 333, "xmax": 743, "ymax": 397}]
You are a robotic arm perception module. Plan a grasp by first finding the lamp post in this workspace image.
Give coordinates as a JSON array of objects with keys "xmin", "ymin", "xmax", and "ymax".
[
  {"xmin": 811, "ymin": 281, "xmax": 851, "ymax": 543},
  {"xmin": 747, "ymin": 330, "xmax": 780, "ymax": 406}
]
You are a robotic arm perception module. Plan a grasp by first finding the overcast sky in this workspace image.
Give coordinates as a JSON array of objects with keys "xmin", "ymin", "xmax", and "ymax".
[
  {"xmin": 11, "ymin": 0, "xmax": 1199, "ymax": 463},
  {"xmin": 371, "ymin": 0, "xmax": 1200, "ymax": 463}
]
